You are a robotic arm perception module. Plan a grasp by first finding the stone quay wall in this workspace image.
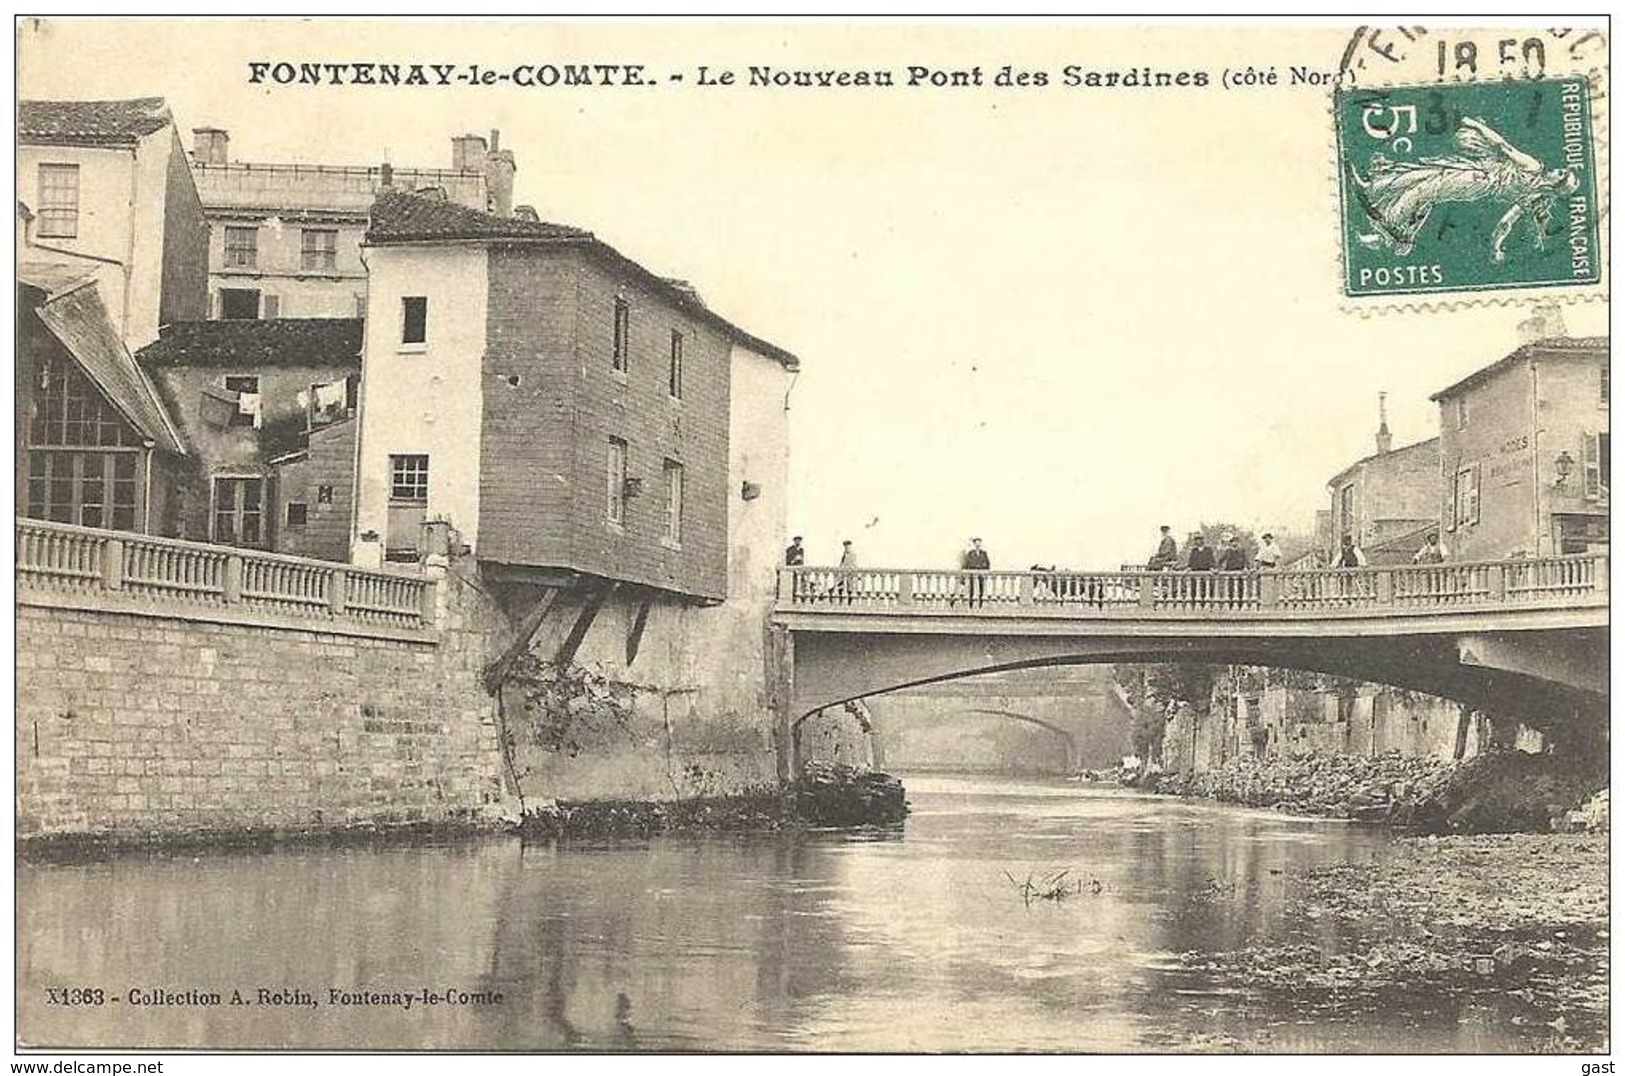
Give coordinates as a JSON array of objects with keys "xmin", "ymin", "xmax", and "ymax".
[{"xmin": 15, "ymin": 574, "xmax": 512, "ymax": 843}]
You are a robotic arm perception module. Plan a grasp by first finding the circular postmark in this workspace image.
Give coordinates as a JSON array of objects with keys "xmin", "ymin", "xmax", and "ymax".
[{"xmin": 1338, "ymin": 26, "xmax": 1608, "ymax": 89}]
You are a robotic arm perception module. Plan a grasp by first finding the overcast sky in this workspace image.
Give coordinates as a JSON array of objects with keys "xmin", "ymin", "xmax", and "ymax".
[{"xmin": 19, "ymin": 19, "xmax": 1607, "ymax": 569}]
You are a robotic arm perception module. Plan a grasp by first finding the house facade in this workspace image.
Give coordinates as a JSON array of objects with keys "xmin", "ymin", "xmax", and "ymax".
[
  {"xmin": 1324, "ymin": 396, "xmax": 1441, "ymax": 564},
  {"xmin": 135, "ymin": 319, "xmax": 362, "ymax": 559},
  {"xmin": 354, "ymin": 191, "xmax": 799, "ymax": 602},
  {"xmin": 18, "ymin": 98, "xmax": 210, "ymax": 349},
  {"xmin": 1431, "ymin": 323, "xmax": 1609, "ymax": 560},
  {"xmin": 187, "ymin": 126, "xmax": 517, "ymax": 320},
  {"xmin": 354, "ymin": 191, "xmax": 801, "ymax": 797},
  {"xmin": 18, "ymin": 266, "xmax": 188, "ymax": 535}
]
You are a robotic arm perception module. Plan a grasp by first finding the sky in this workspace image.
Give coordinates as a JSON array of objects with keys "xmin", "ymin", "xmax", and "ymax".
[{"xmin": 18, "ymin": 19, "xmax": 1608, "ymax": 570}]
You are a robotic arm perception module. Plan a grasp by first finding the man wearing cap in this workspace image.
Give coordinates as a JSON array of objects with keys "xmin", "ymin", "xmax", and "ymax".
[
  {"xmin": 961, "ymin": 537, "xmax": 991, "ymax": 607},
  {"xmin": 784, "ymin": 536, "xmax": 805, "ymax": 566}
]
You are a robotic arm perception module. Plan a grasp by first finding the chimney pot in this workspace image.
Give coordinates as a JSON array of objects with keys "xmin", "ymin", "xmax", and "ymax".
[{"xmin": 191, "ymin": 126, "xmax": 229, "ymax": 166}]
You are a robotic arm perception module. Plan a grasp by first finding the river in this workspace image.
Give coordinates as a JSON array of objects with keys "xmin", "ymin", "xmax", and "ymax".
[{"xmin": 17, "ymin": 774, "xmax": 1562, "ymax": 1052}]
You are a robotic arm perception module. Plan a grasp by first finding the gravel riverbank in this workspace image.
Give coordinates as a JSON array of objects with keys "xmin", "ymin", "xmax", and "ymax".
[{"xmin": 1178, "ymin": 833, "xmax": 1608, "ymax": 1052}]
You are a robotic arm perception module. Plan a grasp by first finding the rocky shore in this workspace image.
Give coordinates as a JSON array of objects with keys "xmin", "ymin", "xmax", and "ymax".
[
  {"xmin": 1134, "ymin": 749, "xmax": 1607, "ymax": 834},
  {"xmin": 520, "ymin": 762, "xmax": 909, "ymax": 838},
  {"xmin": 1177, "ymin": 833, "xmax": 1609, "ymax": 1052}
]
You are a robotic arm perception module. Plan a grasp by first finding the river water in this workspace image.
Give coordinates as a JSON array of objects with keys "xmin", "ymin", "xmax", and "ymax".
[{"xmin": 18, "ymin": 775, "xmax": 1540, "ymax": 1052}]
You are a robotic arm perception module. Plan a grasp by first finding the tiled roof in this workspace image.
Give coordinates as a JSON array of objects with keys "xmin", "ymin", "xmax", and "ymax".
[
  {"xmin": 136, "ymin": 319, "xmax": 364, "ymax": 369},
  {"xmin": 366, "ymin": 190, "xmax": 591, "ymax": 244},
  {"xmin": 19, "ymin": 97, "xmax": 172, "ymax": 145},
  {"xmin": 1430, "ymin": 336, "xmax": 1609, "ymax": 400},
  {"xmin": 27, "ymin": 284, "xmax": 185, "ymax": 455},
  {"xmin": 365, "ymin": 191, "xmax": 800, "ymax": 370},
  {"xmin": 17, "ymin": 260, "xmax": 101, "ymax": 297}
]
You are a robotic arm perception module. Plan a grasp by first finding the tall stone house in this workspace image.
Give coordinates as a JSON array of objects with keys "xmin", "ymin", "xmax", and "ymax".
[
  {"xmin": 1431, "ymin": 310, "xmax": 1609, "ymax": 559},
  {"xmin": 186, "ymin": 125, "xmax": 517, "ymax": 320},
  {"xmin": 1324, "ymin": 394, "xmax": 1441, "ymax": 565},
  {"xmin": 356, "ymin": 190, "xmax": 801, "ymax": 794},
  {"xmin": 17, "ymin": 97, "xmax": 210, "ymax": 349}
]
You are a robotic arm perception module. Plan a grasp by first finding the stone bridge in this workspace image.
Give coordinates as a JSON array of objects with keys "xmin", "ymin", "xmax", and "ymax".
[{"xmin": 772, "ymin": 559, "xmax": 1608, "ymax": 770}]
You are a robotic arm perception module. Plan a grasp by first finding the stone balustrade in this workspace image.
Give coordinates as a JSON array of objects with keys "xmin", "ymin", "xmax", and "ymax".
[
  {"xmin": 777, "ymin": 554, "xmax": 1607, "ymax": 619},
  {"xmin": 16, "ymin": 518, "xmax": 436, "ymax": 639}
]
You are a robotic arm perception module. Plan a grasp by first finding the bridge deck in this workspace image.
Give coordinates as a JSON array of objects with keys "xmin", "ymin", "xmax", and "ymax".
[{"xmin": 776, "ymin": 556, "xmax": 1607, "ymax": 622}]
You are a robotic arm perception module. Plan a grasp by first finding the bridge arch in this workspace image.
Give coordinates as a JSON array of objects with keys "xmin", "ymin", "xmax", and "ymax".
[{"xmin": 784, "ymin": 632, "xmax": 1608, "ymax": 729}]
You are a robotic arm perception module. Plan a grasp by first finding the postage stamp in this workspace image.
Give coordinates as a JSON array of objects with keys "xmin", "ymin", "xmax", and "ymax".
[{"xmin": 1336, "ymin": 77, "xmax": 1601, "ymax": 298}]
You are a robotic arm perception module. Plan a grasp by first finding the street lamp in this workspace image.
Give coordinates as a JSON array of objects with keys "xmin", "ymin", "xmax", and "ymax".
[{"xmin": 1554, "ymin": 450, "xmax": 1576, "ymax": 486}]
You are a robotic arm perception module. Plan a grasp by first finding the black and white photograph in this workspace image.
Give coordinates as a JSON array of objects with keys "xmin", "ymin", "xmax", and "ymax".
[{"xmin": 10, "ymin": 16, "xmax": 1613, "ymax": 1060}]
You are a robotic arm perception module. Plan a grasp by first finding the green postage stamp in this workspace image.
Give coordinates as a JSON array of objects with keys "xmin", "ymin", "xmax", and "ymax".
[{"xmin": 1336, "ymin": 78, "xmax": 1600, "ymax": 297}]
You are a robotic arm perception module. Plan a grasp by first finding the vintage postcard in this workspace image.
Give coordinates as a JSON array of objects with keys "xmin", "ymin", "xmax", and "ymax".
[{"xmin": 11, "ymin": 17, "xmax": 1612, "ymax": 1062}]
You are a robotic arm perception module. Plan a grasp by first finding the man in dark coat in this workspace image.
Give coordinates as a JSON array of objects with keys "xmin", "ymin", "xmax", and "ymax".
[
  {"xmin": 962, "ymin": 537, "xmax": 991, "ymax": 606},
  {"xmin": 1185, "ymin": 534, "xmax": 1216, "ymax": 571},
  {"xmin": 1219, "ymin": 534, "xmax": 1249, "ymax": 571},
  {"xmin": 1149, "ymin": 525, "xmax": 1178, "ymax": 570},
  {"xmin": 784, "ymin": 536, "xmax": 805, "ymax": 566}
]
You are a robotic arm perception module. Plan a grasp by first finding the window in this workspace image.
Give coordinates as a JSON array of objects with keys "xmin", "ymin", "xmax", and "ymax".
[
  {"xmin": 1451, "ymin": 464, "xmax": 1480, "ymax": 529},
  {"xmin": 612, "ymin": 298, "xmax": 630, "ymax": 373},
  {"xmin": 401, "ymin": 296, "xmax": 428, "ymax": 347},
  {"xmin": 212, "ymin": 477, "xmax": 266, "ymax": 547},
  {"xmin": 669, "ymin": 330, "xmax": 684, "ymax": 398},
  {"xmin": 285, "ymin": 502, "xmax": 308, "ymax": 527},
  {"xmin": 317, "ymin": 485, "xmax": 334, "ymax": 505},
  {"xmin": 1583, "ymin": 432, "xmax": 1609, "ymax": 501},
  {"xmin": 1454, "ymin": 395, "xmax": 1469, "ymax": 431},
  {"xmin": 663, "ymin": 459, "xmax": 684, "ymax": 544},
  {"xmin": 223, "ymin": 375, "xmax": 259, "ymax": 429},
  {"xmin": 37, "ymin": 164, "xmax": 79, "ymax": 238},
  {"xmin": 300, "ymin": 228, "xmax": 338, "ymax": 272},
  {"xmin": 606, "ymin": 438, "xmax": 628, "ymax": 525},
  {"xmin": 26, "ymin": 452, "xmax": 138, "ymax": 530},
  {"xmin": 1601, "ymin": 365, "xmax": 1610, "ymax": 408},
  {"xmin": 29, "ymin": 356, "xmax": 137, "ymax": 448},
  {"xmin": 224, "ymin": 226, "xmax": 258, "ymax": 269},
  {"xmin": 389, "ymin": 454, "xmax": 430, "ymax": 502},
  {"xmin": 1338, "ymin": 483, "xmax": 1355, "ymax": 536},
  {"xmin": 219, "ymin": 288, "xmax": 260, "ymax": 320}
]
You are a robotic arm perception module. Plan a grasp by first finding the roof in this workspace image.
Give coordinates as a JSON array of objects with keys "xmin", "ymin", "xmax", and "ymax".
[
  {"xmin": 365, "ymin": 190, "xmax": 589, "ymax": 243},
  {"xmin": 365, "ymin": 191, "xmax": 800, "ymax": 370},
  {"xmin": 17, "ymin": 260, "xmax": 101, "ymax": 297},
  {"xmin": 25, "ymin": 282, "xmax": 185, "ymax": 454},
  {"xmin": 1327, "ymin": 436, "xmax": 1439, "ymax": 487},
  {"xmin": 1430, "ymin": 336, "xmax": 1609, "ymax": 401},
  {"xmin": 136, "ymin": 319, "xmax": 364, "ymax": 369},
  {"xmin": 19, "ymin": 97, "xmax": 172, "ymax": 146}
]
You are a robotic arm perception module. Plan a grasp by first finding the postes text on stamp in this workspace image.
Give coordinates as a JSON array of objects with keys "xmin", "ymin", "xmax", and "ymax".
[{"xmin": 1337, "ymin": 78, "xmax": 1599, "ymax": 297}]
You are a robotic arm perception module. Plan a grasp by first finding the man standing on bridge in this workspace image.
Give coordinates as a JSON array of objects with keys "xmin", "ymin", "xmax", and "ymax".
[
  {"xmin": 962, "ymin": 537, "xmax": 991, "ymax": 607},
  {"xmin": 1149, "ymin": 525, "xmax": 1178, "ymax": 570}
]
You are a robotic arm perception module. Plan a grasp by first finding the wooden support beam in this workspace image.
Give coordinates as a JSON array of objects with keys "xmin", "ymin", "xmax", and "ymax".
[
  {"xmin": 480, "ymin": 586, "xmax": 559, "ymax": 695},
  {"xmin": 554, "ymin": 581, "xmax": 616, "ymax": 670}
]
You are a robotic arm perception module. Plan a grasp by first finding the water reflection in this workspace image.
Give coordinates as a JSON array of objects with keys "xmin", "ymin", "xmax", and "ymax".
[{"xmin": 15, "ymin": 776, "xmax": 1546, "ymax": 1051}]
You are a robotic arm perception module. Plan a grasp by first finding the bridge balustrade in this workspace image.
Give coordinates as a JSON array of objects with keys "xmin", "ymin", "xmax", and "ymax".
[
  {"xmin": 777, "ymin": 554, "xmax": 1606, "ymax": 618},
  {"xmin": 16, "ymin": 518, "xmax": 436, "ymax": 634}
]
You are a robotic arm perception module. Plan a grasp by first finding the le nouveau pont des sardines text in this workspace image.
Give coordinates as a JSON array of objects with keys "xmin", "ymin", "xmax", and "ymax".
[{"xmin": 245, "ymin": 61, "xmax": 1340, "ymax": 91}]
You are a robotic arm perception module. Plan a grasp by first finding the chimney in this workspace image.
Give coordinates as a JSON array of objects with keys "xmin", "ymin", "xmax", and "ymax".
[
  {"xmin": 1516, "ymin": 302, "xmax": 1569, "ymax": 345},
  {"xmin": 451, "ymin": 133, "xmax": 487, "ymax": 173},
  {"xmin": 484, "ymin": 127, "xmax": 517, "ymax": 219},
  {"xmin": 1375, "ymin": 392, "xmax": 1392, "ymax": 455},
  {"xmin": 192, "ymin": 127, "xmax": 229, "ymax": 166}
]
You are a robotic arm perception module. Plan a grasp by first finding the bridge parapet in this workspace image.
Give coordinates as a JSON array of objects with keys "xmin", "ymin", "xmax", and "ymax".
[
  {"xmin": 777, "ymin": 555, "xmax": 1607, "ymax": 620},
  {"xmin": 16, "ymin": 518, "xmax": 437, "ymax": 640}
]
